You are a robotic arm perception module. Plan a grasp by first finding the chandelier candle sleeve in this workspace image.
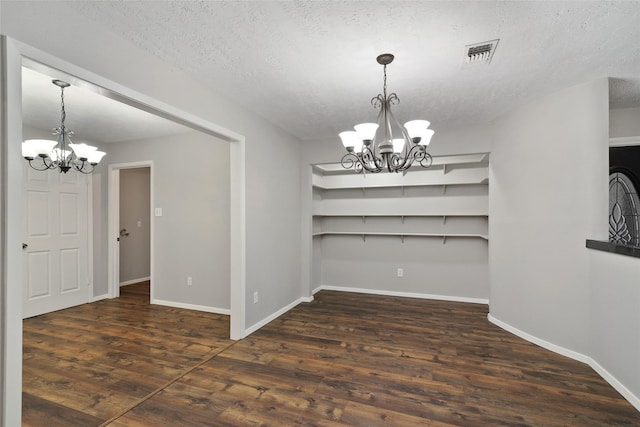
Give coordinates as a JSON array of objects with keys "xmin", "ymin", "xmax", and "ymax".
[
  {"xmin": 339, "ymin": 53, "xmax": 434, "ymax": 173},
  {"xmin": 22, "ymin": 79, "xmax": 106, "ymax": 174}
]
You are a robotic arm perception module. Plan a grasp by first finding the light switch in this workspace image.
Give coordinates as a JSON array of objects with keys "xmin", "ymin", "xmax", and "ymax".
[
  {"xmin": 155, "ymin": 208, "xmax": 163, "ymax": 217},
  {"xmin": 137, "ymin": 220, "xmax": 142, "ymax": 228}
]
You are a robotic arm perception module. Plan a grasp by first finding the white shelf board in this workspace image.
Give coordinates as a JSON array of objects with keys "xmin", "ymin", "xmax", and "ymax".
[
  {"xmin": 313, "ymin": 196, "xmax": 489, "ymax": 217},
  {"xmin": 610, "ymin": 136, "xmax": 640, "ymax": 147},
  {"xmin": 312, "ymin": 214, "xmax": 488, "ymax": 218},
  {"xmin": 312, "ymin": 152, "xmax": 489, "ymax": 174},
  {"xmin": 312, "ymin": 231, "xmax": 488, "ymax": 240},
  {"xmin": 313, "ymin": 164, "xmax": 489, "ymax": 190}
]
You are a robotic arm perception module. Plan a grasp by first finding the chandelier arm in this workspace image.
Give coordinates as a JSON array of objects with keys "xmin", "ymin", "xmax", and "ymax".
[
  {"xmin": 341, "ymin": 152, "xmax": 360, "ymax": 171},
  {"xmin": 27, "ymin": 157, "xmax": 56, "ymax": 172},
  {"xmin": 73, "ymin": 160, "xmax": 95, "ymax": 174},
  {"xmin": 360, "ymin": 147, "xmax": 384, "ymax": 173}
]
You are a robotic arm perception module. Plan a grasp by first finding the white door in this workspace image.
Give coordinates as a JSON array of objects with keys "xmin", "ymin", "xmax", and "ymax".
[{"xmin": 23, "ymin": 165, "xmax": 90, "ymax": 318}]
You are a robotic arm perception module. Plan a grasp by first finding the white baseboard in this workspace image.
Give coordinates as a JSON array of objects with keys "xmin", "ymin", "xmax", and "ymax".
[
  {"xmin": 487, "ymin": 313, "xmax": 590, "ymax": 363},
  {"xmin": 488, "ymin": 313, "xmax": 640, "ymax": 412},
  {"xmin": 151, "ymin": 298, "xmax": 230, "ymax": 315},
  {"xmin": 313, "ymin": 285, "xmax": 489, "ymax": 305},
  {"xmin": 120, "ymin": 276, "xmax": 150, "ymax": 287},
  {"xmin": 589, "ymin": 359, "xmax": 640, "ymax": 412},
  {"xmin": 245, "ymin": 295, "xmax": 314, "ymax": 336},
  {"xmin": 91, "ymin": 294, "xmax": 109, "ymax": 302}
]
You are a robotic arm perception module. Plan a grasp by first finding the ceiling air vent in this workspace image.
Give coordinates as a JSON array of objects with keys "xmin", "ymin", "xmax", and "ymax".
[{"xmin": 464, "ymin": 39, "xmax": 499, "ymax": 65}]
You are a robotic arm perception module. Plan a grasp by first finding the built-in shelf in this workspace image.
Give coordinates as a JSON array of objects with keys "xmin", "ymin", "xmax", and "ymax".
[
  {"xmin": 312, "ymin": 231, "xmax": 488, "ymax": 243},
  {"xmin": 310, "ymin": 152, "xmax": 491, "ymax": 244}
]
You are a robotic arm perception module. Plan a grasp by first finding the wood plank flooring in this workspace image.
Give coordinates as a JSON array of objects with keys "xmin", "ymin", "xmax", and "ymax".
[{"xmin": 23, "ymin": 283, "xmax": 640, "ymax": 426}]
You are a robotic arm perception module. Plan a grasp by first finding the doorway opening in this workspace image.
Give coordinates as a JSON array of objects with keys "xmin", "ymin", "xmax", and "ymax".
[{"xmin": 109, "ymin": 164, "xmax": 153, "ymax": 300}]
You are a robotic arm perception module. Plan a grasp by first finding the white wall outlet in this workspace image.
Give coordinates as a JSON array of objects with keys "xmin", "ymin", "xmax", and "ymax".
[
  {"xmin": 187, "ymin": 276, "xmax": 193, "ymax": 287},
  {"xmin": 155, "ymin": 207, "xmax": 163, "ymax": 217},
  {"xmin": 253, "ymin": 291, "xmax": 259, "ymax": 304},
  {"xmin": 397, "ymin": 268, "xmax": 404, "ymax": 278}
]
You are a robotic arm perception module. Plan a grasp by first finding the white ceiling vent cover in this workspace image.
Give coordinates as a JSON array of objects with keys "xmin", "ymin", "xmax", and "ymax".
[{"xmin": 464, "ymin": 39, "xmax": 499, "ymax": 65}]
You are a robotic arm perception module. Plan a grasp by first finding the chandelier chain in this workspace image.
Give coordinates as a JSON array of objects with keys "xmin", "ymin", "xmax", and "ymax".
[
  {"xmin": 383, "ymin": 64, "xmax": 387, "ymax": 99},
  {"xmin": 60, "ymin": 86, "xmax": 66, "ymax": 128}
]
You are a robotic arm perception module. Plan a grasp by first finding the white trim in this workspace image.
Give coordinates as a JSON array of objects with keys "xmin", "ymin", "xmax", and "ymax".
[
  {"xmin": 313, "ymin": 285, "xmax": 489, "ymax": 305},
  {"xmin": 87, "ymin": 174, "xmax": 94, "ymax": 299},
  {"xmin": 1, "ymin": 36, "xmax": 24, "ymax": 426},
  {"xmin": 488, "ymin": 313, "xmax": 640, "ymax": 412},
  {"xmin": 590, "ymin": 359, "xmax": 640, "ymax": 412},
  {"xmin": 151, "ymin": 298, "xmax": 230, "ymax": 316},
  {"xmin": 245, "ymin": 296, "xmax": 314, "ymax": 336},
  {"xmin": 609, "ymin": 136, "xmax": 640, "ymax": 147},
  {"xmin": 229, "ymin": 138, "xmax": 246, "ymax": 340},
  {"xmin": 119, "ymin": 277, "xmax": 151, "ymax": 287},
  {"xmin": 109, "ymin": 162, "xmax": 154, "ymax": 301},
  {"xmin": 487, "ymin": 313, "xmax": 591, "ymax": 363},
  {"xmin": 91, "ymin": 294, "xmax": 109, "ymax": 303},
  {"xmin": 107, "ymin": 166, "xmax": 120, "ymax": 298}
]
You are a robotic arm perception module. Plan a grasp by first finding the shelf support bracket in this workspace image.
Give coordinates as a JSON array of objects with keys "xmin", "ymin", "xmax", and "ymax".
[
  {"xmin": 401, "ymin": 234, "xmax": 405, "ymax": 244},
  {"xmin": 362, "ymin": 234, "xmax": 366, "ymax": 243},
  {"xmin": 442, "ymin": 235, "xmax": 447, "ymax": 245}
]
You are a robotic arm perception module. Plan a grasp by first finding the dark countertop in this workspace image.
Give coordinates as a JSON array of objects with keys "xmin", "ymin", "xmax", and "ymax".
[{"xmin": 586, "ymin": 240, "xmax": 640, "ymax": 259}]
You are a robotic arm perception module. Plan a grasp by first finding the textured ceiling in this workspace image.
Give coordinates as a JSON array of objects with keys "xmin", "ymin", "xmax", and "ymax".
[
  {"xmin": 42, "ymin": 1, "xmax": 640, "ymax": 141},
  {"xmin": 22, "ymin": 67, "xmax": 190, "ymax": 144}
]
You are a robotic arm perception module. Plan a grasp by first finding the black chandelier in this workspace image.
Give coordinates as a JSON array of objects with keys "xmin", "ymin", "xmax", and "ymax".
[
  {"xmin": 22, "ymin": 79, "xmax": 106, "ymax": 174},
  {"xmin": 339, "ymin": 53, "xmax": 434, "ymax": 173}
]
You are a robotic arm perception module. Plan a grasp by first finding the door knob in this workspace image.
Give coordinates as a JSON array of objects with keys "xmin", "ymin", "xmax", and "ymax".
[
  {"xmin": 22, "ymin": 243, "xmax": 28, "ymax": 250},
  {"xmin": 119, "ymin": 228, "xmax": 130, "ymax": 238}
]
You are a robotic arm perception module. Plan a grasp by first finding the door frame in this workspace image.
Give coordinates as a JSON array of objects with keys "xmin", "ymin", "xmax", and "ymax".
[
  {"xmin": 108, "ymin": 161, "xmax": 153, "ymax": 300},
  {"xmin": 1, "ymin": 37, "xmax": 247, "ymax": 425}
]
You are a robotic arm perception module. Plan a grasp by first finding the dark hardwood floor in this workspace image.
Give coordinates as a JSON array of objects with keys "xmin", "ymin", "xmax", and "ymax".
[{"xmin": 23, "ymin": 283, "xmax": 640, "ymax": 426}]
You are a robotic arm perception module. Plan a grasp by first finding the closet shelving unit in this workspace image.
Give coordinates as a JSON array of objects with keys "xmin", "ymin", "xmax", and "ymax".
[{"xmin": 311, "ymin": 153, "xmax": 490, "ymax": 244}]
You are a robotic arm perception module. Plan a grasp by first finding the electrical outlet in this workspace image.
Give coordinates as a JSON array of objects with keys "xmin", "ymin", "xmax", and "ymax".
[
  {"xmin": 253, "ymin": 291, "xmax": 259, "ymax": 304},
  {"xmin": 397, "ymin": 268, "xmax": 404, "ymax": 278},
  {"xmin": 187, "ymin": 276, "xmax": 193, "ymax": 287}
]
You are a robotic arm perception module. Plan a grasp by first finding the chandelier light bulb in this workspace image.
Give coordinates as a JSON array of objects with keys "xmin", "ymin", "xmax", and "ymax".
[
  {"xmin": 69, "ymin": 143, "xmax": 98, "ymax": 160},
  {"xmin": 419, "ymin": 129, "xmax": 435, "ymax": 146},
  {"xmin": 404, "ymin": 120, "xmax": 431, "ymax": 140},
  {"xmin": 87, "ymin": 150, "xmax": 107, "ymax": 165},
  {"xmin": 354, "ymin": 123, "xmax": 379, "ymax": 143},
  {"xmin": 339, "ymin": 131, "xmax": 361, "ymax": 151},
  {"xmin": 392, "ymin": 138, "xmax": 405, "ymax": 153},
  {"xmin": 23, "ymin": 139, "xmax": 57, "ymax": 158}
]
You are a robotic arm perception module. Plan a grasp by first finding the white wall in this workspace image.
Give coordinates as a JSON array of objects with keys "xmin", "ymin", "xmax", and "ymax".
[
  {"xmin": 119, "ymin": 167, "xmax": 150, "ymax": 284},
  {"xmin": 94, "ymin": 132, "xmax": 230, "ymax": 310},
  {"xmin": 588, "ymin": 250, "xmax": 640, "ymax": 404},
  {"xmin": 610, "ymin": 107, "xmax": 640, "ymax": 138},
  {"xmin": 2, "ymin": 0, "xmax": 302, "ymax": 332},
  {"xmin": 489, "ymin": 78, "xmax": 609, "ymax": 357}
]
